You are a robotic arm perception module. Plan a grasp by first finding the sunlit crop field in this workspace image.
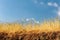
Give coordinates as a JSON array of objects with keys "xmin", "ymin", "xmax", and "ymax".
[{"xmin": 0, "ymin": 19, "xmax": 60, "ymax": 40}]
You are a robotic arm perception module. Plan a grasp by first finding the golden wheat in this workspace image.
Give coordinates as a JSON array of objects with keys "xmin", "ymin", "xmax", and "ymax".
[{"xmin": 0, "ymin": 19, "xmax": 60, "ymax": 40}]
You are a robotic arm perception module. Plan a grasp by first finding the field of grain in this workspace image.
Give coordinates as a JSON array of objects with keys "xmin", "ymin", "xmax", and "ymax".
[{"xmin": 0, "ymin": 19, "xmax": 60, "ymax": 40}]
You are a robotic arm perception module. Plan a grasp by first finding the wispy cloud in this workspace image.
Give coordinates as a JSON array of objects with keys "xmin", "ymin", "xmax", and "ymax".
[
  {"xmin": 48, "ymin": 2, "xmax": 59, "ymax": 8},
  {"xmin": 48, "ymin": 2, "xmax": 53, "ymax": 6},
  {"xmin": 53, "ymin": 3, "xmax": 58, "ymax": 7},
  {"xmin": 33, "ymin": 0, "xmax": 59, "ymax": 8},
  {"xmin": 47, "ymin": 2, "xmax": 60, "ymax": 16},
  {"xmin": 33, "ymin": 0, "xmax": 60, "ymax": 16},
  {"xmin": 57, "ymin": 7, "xmax": 60, "ymax": 16},
  {"xmin": 47, "ymin": 2, "xmax": 60, "ymax": 15}
]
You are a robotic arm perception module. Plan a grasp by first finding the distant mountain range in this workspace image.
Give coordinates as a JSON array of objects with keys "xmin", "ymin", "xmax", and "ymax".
[{"xmin": 15, "ymin": 18, "xmax": 40, "ymax": 24}]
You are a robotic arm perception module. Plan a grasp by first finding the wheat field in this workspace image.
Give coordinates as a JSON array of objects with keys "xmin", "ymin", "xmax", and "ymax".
[{"xmin": 0, "ymin": 19, "xmax": 60, "ymax": 40}]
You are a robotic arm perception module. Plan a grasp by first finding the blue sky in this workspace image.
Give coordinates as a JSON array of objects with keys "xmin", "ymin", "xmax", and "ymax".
[{"xmin": 0, "ymin": 0, "xmax": 60, "ymax": 22}]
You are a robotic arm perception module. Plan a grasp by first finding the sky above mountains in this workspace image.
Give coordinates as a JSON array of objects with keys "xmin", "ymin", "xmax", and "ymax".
[{"xmin": 0, "ymin": 0, "xmax": 60, "ymax": 22}]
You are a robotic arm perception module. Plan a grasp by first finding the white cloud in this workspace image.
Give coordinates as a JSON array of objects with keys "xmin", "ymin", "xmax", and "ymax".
[
  {"xmin": 33, "ymin": 0, "xmax": 59, "ymax": 8},
  {"xmin": 53, "ymin": 2, "xmax": 58, "ymax": 7},
  {"xmin": 58, "ymin": 10, "xmax": 60, "ymax": 16},
  {"xmin": 26, "ymin": 18, "xmax": 29, "ymax": 21},
  {"xmin": 57, "ymin": 7, "xmax": 60, "ymax": 16},
  {"xmin": 39, "ymin": 2, "xmax": 59, "ymax": 8},
  {"xmin": 47, "ymin": 2, "xmax": 60, "ymax": 16},
  {"xmin": 48, "ymin": 2, "xmax": 59, "ymax": 8},
  {"xmin": 33, "ymin": 0, "xmax": 60, "ymax": 17},
  {"xmin": 48, "ymin": 2, "xmax": 53, "ymax": 6},
  {"xmin": 36, "ymin": 21, "xmax": 40, "ymax": 23}
]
